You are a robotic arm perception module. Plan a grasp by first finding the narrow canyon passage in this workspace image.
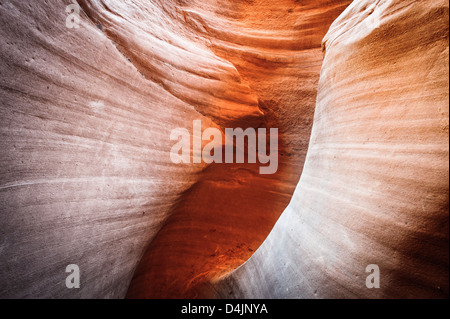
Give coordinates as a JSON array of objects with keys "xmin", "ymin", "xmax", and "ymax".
[
  {"xmin": 0, "ymin": 0, "xmax": 447, "ymax": 300},
  {"xmin": 124, "ymin": 0, "xmax": 352, "ymax": 298}
]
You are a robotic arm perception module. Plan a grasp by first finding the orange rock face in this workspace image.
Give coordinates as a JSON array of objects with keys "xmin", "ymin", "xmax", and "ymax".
[
  {"xmin": 124, "ymin": 0, "xmax": 352, "ymax": 299},
  {"xmin": 0, "ymin": 0, "xmax": 448, "ymax": 299},
  {"xmin": 211, "ymin": 0, "xmax": 449, "ymax": 299}
]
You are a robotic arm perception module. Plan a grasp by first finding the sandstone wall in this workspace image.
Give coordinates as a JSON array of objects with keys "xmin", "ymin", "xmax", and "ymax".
[
  {"xmin": 1, "ymin": 0, "xmax": 447, "ymax": 299},
  {"xmin": 211, "ymin": 0, "xmax": 449, "ymax": 299}
]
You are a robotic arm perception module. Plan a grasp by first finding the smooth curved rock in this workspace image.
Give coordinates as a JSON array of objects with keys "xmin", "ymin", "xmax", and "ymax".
[
  {"xmin": 0, "ymin": 0, "xmax": 448, "ymax": 300},
  {"xmin": 124, "ymin": 0, "xmax": 352, "ymax": 298},
  {"xmin": 0, "ymin": 0, "xmax": 219, "ymax": 298},
  {"xmin": 211, "ymin": 0, "xmax": 449, "ymax": 299},
  {"xmin": 1, "ymin": 0, "xmax": 350, "ymax": 298}
]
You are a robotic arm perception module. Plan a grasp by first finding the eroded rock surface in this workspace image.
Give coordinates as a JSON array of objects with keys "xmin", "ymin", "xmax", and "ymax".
[
  {"xmin": 0, "ymin": 0, "xmax": 349, "ymax": 298},
  {"xmin": 211, "ymin": 0, "xmax": 449, "ymax": 299},
  {"xmin": 0, "ymin": 0, "xmax": 448, "ymax": 299},
  {"xmin": 122, "ymin": 0, "xmax": 352, "ymax": 298}
]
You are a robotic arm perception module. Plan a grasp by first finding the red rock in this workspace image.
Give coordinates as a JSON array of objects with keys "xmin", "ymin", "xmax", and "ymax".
[
  {"xmin": 211, "ymin": 0, "xmax": 449, "ymax": 299},
  {"xmin": 0, "ymin": 0, "xmax": 447, "ymax": 299}
]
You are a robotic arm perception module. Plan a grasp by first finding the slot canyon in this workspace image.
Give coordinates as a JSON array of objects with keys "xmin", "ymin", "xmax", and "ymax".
[{"xmin": 0, "ymin": 0, "xmax": 448, "ymax": 299}]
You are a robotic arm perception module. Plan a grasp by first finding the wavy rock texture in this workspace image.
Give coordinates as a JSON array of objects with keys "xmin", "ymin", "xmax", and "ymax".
[
  {"xmin": 0, "ymin": 0, "xmax": 216, "ymax": 298},
  {"xmin": 125, "ymin": 0, "xmax": 352, "ymax": 299},
  {"xmin": 211, "ymin": 0, "xmax": 449, "ymax": 299},
  {"xmin": 0, "ymin": 0, "xmax": 448, "ymax": 299},
  {"xmin": 0, "ymin": 0, "xmax": 350, "ymax": 298}
]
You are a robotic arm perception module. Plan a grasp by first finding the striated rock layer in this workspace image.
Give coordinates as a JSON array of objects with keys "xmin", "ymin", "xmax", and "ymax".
[
  {"xmin": 211, "ymin": 0, "xmax": 449, "ymax": 299},
  {"xmin": 125, "ymin": 0, "xmax": 352, "ymax": 299},
  {"xmin": 0, "ymin": 0, "xmax": 350, "ymax": 298},
  {"xmin": 0, "ymin": 0, "xmax": 213, "ymax": 298},
  {"xmin": 0, "ymin": 0, "xmax": 448, "ymax": 299}
]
